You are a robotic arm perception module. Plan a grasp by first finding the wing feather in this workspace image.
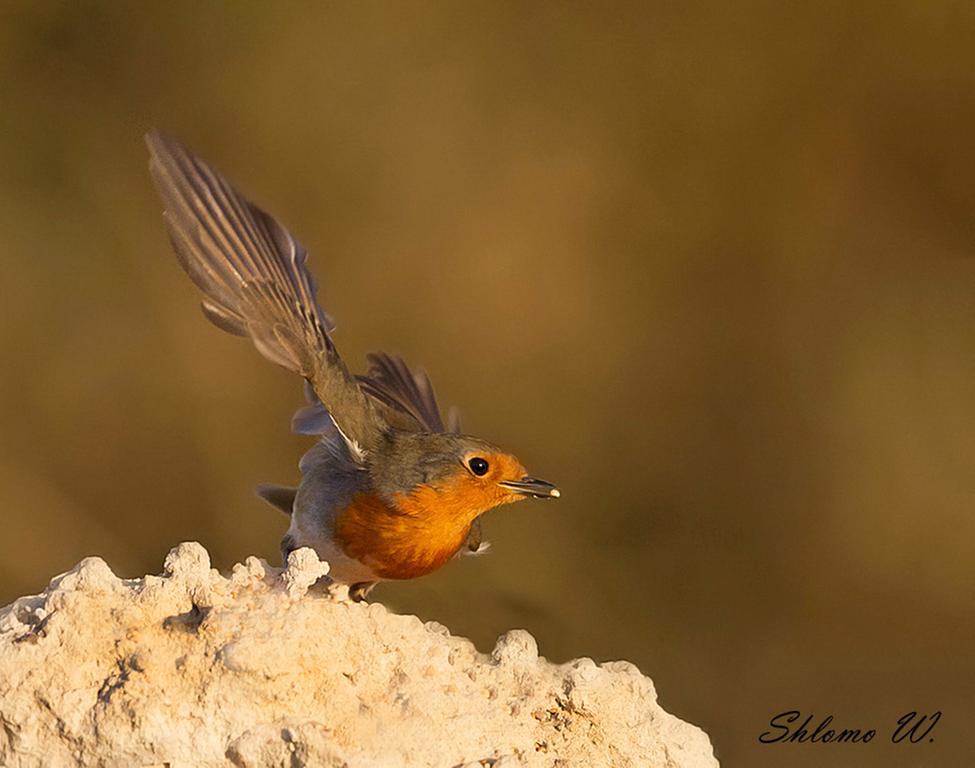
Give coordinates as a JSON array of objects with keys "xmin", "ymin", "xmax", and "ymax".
[
  {"xmin": 146, "ymin": 131, "xmax": 385, "ymax": 454},
  {"xmin": 356, "ymin": 352, "xmax": 460, "ymax": 434}
]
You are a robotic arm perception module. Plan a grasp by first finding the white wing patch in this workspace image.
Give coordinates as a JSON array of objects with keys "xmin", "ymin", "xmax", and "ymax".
[{"xmin": 329, "ymin": 414, "xmax": 368, "ymax": 464}]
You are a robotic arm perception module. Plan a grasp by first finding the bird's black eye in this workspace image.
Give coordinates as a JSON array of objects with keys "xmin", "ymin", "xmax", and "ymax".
[{"xmin": 468, "ymin": 457, "xmax": 490, "ymax": 476}]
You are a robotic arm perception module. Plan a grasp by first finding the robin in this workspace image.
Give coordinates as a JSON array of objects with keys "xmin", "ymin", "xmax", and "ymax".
[{"xmin": 146, "ymin": 132, "xmax": 559, "ymax": 601}]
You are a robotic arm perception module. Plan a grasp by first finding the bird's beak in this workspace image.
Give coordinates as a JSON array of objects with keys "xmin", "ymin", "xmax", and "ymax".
[{"xmin": 498, "ymin": 476, "xmax": 561, "ymax": 499}]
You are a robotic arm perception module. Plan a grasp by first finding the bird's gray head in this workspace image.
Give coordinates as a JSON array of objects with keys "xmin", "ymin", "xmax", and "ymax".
[{"xmin": 372, "ymin": 431, "xmax": 559, "ymax": 504}]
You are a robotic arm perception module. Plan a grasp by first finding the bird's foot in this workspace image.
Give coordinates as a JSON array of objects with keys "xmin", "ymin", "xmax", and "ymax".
[{"xmin": 349, "ymin": 581, "xmax": 377, "ymax": 603}]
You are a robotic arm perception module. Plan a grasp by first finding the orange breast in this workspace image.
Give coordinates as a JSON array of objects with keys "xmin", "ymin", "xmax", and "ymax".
[{"xmin": 333, "ymin": 485, "xmax": 479, "ymax": 580}]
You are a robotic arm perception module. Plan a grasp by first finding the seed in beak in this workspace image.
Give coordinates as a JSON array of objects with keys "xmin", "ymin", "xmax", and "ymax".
[{"xmin": 498, "ymin": 476, "xmax": 560, "ymax": 499}]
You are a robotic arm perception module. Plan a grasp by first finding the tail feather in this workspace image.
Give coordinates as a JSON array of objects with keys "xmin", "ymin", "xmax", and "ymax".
[{"xmin": 255, "ymin": 484, "xmax": 298, "ymax": 516}]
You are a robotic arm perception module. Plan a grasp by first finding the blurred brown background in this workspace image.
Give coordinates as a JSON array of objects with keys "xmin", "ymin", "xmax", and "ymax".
[{"xmin": 1, "ymin": 2, "xmax": 973, "ymax": 766}]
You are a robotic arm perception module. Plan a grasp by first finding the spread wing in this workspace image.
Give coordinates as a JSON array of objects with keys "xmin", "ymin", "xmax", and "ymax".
[
  {"xmin": 356, "ymin": 352, "xmax": 460, "ymax": 433},
  {"xmin": 292, "ymin": 354, "xmax": 459, "ymax": 435},
  {"xmin": 146, "ymin": 131, "xmax": 386, "ymax": 457}
]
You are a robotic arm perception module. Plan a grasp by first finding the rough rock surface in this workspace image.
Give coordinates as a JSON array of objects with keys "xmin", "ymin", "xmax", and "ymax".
[{"xmin": 0, "ymin": 543, "xmax": 717, "ymax": 768}]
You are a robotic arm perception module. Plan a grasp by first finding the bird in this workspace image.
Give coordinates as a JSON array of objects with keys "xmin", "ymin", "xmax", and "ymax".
[{"xmin": 145, "ymin": 132, "xmax": 559, "ymax": 601}]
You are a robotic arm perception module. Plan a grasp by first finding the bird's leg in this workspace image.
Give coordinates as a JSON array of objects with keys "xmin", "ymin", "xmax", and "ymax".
[
  {"xmin": 280, "ymin": 533, "xmax": 296, "ymax": 566},
  {"xmin": 466, "ymin": 518, "xmax": 482, "ymax": 552},
  {"xmin": 349, "ymin": 581, "xmax": 377, "ymax": 602}
]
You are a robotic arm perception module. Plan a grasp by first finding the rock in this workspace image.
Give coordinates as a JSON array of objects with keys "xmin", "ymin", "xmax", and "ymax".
[{"xmin": 0, "ymin": 543, "xmax": 717, "ymax": 768}]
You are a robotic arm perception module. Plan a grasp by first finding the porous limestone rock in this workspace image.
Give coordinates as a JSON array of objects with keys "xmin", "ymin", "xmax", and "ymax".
[{"xmin": 0, "ymin": 543, "xmax": 717, "ymax": 768}]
